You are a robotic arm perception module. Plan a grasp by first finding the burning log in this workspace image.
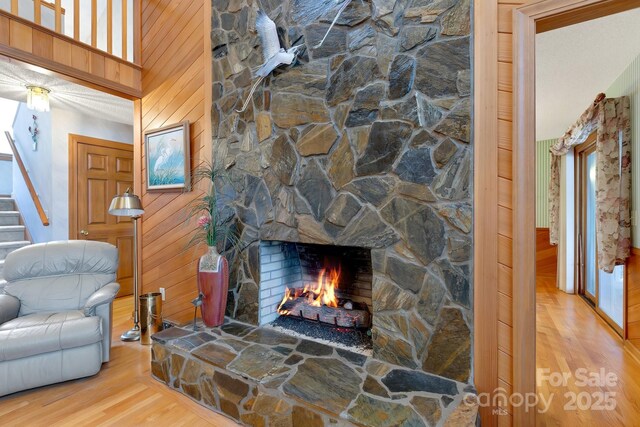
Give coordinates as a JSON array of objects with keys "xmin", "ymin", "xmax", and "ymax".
[
  {"xmin": 278, "ymin": 294, "xmax": 370, "ymax": 328},
  {"xmin": 277, "ymin": 267, "xmax": 371, "ymax": 329}
]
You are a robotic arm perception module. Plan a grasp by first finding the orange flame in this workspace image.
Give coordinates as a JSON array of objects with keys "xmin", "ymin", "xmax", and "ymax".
[{"xmin": 277, "ymin": 267, "xmax": 341, "ymax": 314}]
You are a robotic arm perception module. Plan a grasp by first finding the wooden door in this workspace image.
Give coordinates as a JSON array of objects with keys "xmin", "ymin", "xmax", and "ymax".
[{"xmin": 70, "ymin": 134, "xmax": 134, "ymax": 297}]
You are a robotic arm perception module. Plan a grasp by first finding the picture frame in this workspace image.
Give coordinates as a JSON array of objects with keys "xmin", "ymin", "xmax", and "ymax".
[{"xmin": 144, "ymin": 121, "xmax": 190, "ymax": 192}]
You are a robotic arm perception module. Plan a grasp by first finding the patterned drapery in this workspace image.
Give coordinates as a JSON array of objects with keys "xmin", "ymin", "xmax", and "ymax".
[{"xmin": 548, "ymin": 94, "xmax": 631, "ymax": 273}]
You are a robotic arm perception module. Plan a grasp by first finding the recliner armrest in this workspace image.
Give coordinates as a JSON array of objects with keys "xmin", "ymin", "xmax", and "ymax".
[
  {"xmin": 0, "ymin": 294, "xmax": 20, "ymax": 325},
  {"xmin": 83, "ymin": 282, "xmax": 120, "ymax": 316}
]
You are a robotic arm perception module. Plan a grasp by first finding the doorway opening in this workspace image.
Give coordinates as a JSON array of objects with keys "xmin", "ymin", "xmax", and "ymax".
[
  {"xmin": 0, "ymin": 57, "xmax": 135, "ymax": 296},
  {"xmin": 512, "ymin": 1, "xmax": 640, "ymax": 425}
]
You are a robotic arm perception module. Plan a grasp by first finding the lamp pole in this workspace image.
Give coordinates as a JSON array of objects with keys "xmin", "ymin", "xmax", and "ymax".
[
  {"xmin": 123, "ymin": 215, "xmax": 141, "ymax": 341},
  {"xmin": 108, "ymin": 188, "xmax": 144, "ymax": 342}
]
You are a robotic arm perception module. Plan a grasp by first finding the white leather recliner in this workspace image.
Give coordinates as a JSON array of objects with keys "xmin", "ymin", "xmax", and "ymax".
[{"xmin": 0, "ymin": 240, "xmax": 120, "ymax": 397}]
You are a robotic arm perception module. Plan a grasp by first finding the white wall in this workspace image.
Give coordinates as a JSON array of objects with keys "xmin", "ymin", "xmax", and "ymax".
[
  {"xmin": 12, "ymin": 104, "xmax": 53, "ymax": 243},
  {"xmin": 12, "ymin": 103, "xmax": 133, "ymax": 243}
]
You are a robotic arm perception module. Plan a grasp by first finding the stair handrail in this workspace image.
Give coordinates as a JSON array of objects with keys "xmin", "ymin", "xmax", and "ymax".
[{"xmin": 4, "ymin": 131, "xmax": 50, "ymax": 226}]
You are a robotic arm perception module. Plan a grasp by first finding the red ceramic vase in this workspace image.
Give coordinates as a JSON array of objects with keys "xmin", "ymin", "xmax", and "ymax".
[{"xmin": 197, "ymin": 246, "xmax": 229, "ymax": 327}]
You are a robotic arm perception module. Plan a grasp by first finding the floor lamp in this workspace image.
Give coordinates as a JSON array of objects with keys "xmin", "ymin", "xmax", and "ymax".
[{"xmin": 109, "ymin": 188, "xmax": 145, "ymax": 342}]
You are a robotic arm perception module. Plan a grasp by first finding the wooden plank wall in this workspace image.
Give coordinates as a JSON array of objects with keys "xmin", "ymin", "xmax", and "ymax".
[
  {"xmin": 0, "ymin": 10, "xmax": 141, "ymax": 98},
  {"xmin": 139, "ymin": 0, "xmax": 211, "ymax": 323}
]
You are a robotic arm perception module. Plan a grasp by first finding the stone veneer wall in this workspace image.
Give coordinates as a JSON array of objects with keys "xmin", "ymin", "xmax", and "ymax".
[{"xmin": 211, "ymin": 0, "xmax": 473, "ymax": 382}]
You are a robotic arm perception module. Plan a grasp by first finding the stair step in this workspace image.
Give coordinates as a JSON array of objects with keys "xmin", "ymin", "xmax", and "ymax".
[
  {"xmin": 0, "ymin": 241, "xmax": 30, "ymax": 261},
  {"xmin": 0, "ymin": 225, "xmax": 25, "ymax": 242},
  {"xmin": 0, "ymin": 211, "xmax": 20, "ymax": 226},
  {"xmin": 0, "ymin": 199, "xmax": 15, "ymax": 212}
]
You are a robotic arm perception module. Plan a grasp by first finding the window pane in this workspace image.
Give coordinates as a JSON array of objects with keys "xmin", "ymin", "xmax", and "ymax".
[
  {"xmin": 585, "ymin": 152, "xmax": 597, "ymax": 297},
  {"xmin": 599, "ymin": 266, "xmax": 624, "ymax": 328}
]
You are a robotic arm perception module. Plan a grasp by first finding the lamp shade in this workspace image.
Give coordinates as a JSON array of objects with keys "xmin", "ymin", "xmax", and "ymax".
[
  {"xmin": 26, "ymin": 86, "xmax": 50, "ymax": 112},
  {"xmin": 108, "ymin": 188, "xmax": 144, "ymax": 217}
]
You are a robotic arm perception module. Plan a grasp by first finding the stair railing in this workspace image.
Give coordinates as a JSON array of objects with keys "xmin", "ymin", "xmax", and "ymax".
[{"xmin": 4, "ymin": 131, "xmax": 49, "ymax": 226}]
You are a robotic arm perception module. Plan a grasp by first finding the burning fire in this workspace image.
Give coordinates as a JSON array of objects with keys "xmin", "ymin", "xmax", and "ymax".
[{"xmin": 278, "ymin": 267, "xmax": 340, "ymax": 314}]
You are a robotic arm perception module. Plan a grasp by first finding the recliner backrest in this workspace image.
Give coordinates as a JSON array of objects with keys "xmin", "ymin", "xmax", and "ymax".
[{"xmin": 3, "ymin": 241, "xmax": 118, "ymax": 316}]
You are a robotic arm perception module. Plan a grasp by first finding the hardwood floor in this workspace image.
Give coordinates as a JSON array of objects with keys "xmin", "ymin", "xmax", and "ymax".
[
  {"xmin": 0, "ymin": 297, "xmax": 240, "ymax": 427},
  {"xmin": 536, "ymin": 273, "xmax": 640, "ymax": 426}
]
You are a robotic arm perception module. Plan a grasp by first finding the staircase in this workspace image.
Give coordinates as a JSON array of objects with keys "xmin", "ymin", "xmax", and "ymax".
[{"xmin": 0, "ymin": 197, "xmax": 30, "ymax": 279}]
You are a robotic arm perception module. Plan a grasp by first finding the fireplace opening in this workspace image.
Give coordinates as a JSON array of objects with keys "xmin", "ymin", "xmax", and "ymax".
[{"xmin": 259, "ymin": 241, "xmax": 373, "ymax": 352}]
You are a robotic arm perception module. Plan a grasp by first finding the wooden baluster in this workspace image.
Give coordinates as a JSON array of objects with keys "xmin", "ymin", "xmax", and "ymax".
[
  {"xmin": 55, "ymin": 0, "xmax": 62, "ymax": 32},
  {"xmin": 91, "ymin": 0, "xmax": 97, "ymax": 48},
  {"xmin": 74, "ymin": 0, "xmax": 80, "ymax": 40},
  {"xmin": 107, "ymin": 0, "xmax": 112, "ymax": 54},
  {"xmin": 133, "ymin": 0, "xmax": 140, "ymax": 64},
  {"xmin": 122, "ymin": 0, "xmax": 127, "ymax": 61},
  {"xmin": 34, "ymin": 0, "xmax": 41, "ymax": 25},
  {"xmin": 10, "ymin": 0, "xmax": 17, "ymax": 15}
]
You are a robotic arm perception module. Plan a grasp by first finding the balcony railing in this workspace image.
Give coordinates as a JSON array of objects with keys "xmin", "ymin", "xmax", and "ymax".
[{"xmin": 0, "ymin": 0, "xmax": 137, "ymax": 63}]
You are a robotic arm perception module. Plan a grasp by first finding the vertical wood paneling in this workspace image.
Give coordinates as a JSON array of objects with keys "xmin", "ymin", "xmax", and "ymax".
[
  {"xmin": 139, "ymin": 0, "xmax": 210, "ymax": 323},
  {"xmin": 474, "ymin": 1, "xmax": 500, "ymax": 425},
  {"xmin": 536, "ymin": 139, "xmax": 555, "ymax": 227}
]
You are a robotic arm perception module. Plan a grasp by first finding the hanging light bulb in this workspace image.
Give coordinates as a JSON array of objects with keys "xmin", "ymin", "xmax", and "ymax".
[{"xmin": 26, "ymin": 85, "xmax": 50, "ymax": 112}]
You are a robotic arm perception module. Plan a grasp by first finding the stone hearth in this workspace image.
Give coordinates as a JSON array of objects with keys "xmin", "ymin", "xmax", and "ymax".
[
  {"xmin": 212, "ymin": 0, "xmax": 473, "ymax": 383},
  {"xmin": 151, "ymin": 323, "xmax": 479, "ymax": 427}
]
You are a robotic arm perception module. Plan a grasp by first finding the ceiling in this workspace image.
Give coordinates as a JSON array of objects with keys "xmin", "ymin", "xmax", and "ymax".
[
  {"xmin": 536, "ymin": 8, "xmax": 640, "ymax": 140},
  {"xmin": 0, "ymin": 57, "xmax": 133, "ymax": 125}
]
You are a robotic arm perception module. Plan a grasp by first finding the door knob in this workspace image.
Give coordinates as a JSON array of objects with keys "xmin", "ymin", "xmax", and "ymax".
[{"xmin": 80, "ymin": 230, "xmax": 89, "ymax": 236}]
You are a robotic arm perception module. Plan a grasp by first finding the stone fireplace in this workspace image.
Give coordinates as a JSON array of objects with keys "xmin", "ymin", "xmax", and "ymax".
[
  {"xmin": 151, "ymin": 0, "xmax": 479, "ymax": 423},
  {"xmin": 213, "ymin": 0, "xmax": 473, "ymax": 384}
]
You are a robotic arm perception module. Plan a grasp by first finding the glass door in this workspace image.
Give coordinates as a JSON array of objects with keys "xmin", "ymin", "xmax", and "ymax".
[
  {"xmin": 576, "ymin": 137, "xmax": 625, "ymax": 335},
  {"xmin": 583, "ymin": 149, "xmax": 597, "ymax": 303}
]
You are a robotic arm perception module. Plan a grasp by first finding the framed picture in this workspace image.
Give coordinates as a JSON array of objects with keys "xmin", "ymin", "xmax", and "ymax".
[{"xmin": 145, "ymin": 121, "xmax": 190, "ymax": 192}]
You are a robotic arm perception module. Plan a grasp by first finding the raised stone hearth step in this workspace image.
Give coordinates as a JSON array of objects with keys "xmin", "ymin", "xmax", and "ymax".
[{"xmin": 151, "ymin": 320, "xmax": 479, "ymax": 427}]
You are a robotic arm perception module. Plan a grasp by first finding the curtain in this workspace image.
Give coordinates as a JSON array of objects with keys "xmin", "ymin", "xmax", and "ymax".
[
  {"xmin": 548, "ymin": 94, "xmax": 631, "ymax": 273},
  {"xmin": 595, "ymin": 97, "xmax": 631, "ymax": 273}
]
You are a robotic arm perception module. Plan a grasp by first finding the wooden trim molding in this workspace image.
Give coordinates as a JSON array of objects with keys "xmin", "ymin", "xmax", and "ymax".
[
  {"xmin": 473, "ymin": 1, "xmax": 499, "ymax": 425},
  {"xmin": 536, "ymin": 0, "xmax": 640, "ymax": 32},
  {"xmin": 0, "ymin": 153, "xmax": 12, "ymax": 161},
  {"xmin": 4, "ymin": 131, "xmax": 49, "ymax": 226}
]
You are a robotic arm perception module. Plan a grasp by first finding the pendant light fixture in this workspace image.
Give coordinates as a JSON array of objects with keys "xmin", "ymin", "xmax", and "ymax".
[{"xmin": 26, "ymin": 85, "xmax": 50, "ymax": 112}]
